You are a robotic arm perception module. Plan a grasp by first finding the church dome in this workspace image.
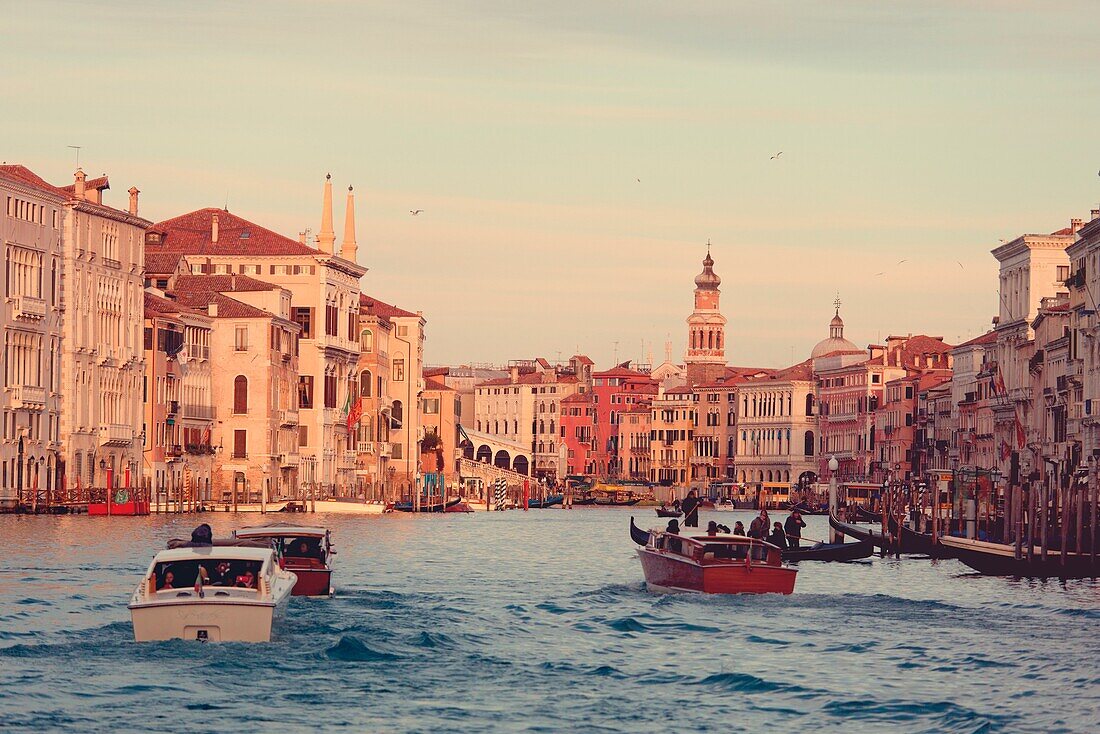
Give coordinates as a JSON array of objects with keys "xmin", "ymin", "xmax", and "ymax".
[
  {"xmin": 811, "ymin": 306, "xmax": 860, "ymax": 359},
  {"xmin": 694, "ymin": 251, "xmax": 721, "ymax": 289}
]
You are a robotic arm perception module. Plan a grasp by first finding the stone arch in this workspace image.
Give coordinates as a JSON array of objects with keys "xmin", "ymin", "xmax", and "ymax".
[
  {"xmin": 804, "ymin": 430, "xmax": 815, "ymax": 456},
  {"xmin": 512, "ymin": 455, "xmax": 529, "ymax": 475},
  {"xmin": 476, "ymin": 445, "xmax": 492, "ymax": 463},
  {"xmin": 494, "ymin": 450, "xmax": 511, "ymax": 470}
]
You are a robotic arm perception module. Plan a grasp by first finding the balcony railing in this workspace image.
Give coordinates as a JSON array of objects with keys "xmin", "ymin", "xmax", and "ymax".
[
  {"xmin": 103, "ymin": 257, "xmax": 121, "ymax": 269},
  {"xmin": 10, "ymin": 294, "xmax": 47, "ymax": 321},
  {"xmin": 357, "ymin": 441, "xmax": 375, "ymax": 454},
  {"xmin": 99, "ymin": 424, "xmax": 133, "ymax": 446},
  {"xmin": 185, "ymin": 443, "xmax": 215, "ymax": 455},
  {"xmin": 167, "ymin": 400, "xmax": 180, "ymax": 415},
  {"xmin": 166, "ymin": 444, "xmax": 182, "ymax": 458},
  {"xmin": 279, "ymin": 454, "xmax": 300, "ymax": 466},
  {"xmin": 9, "ymin": 384, "xmax": 46, "ymax": 409},
  {"xmin": 182, "ymin": 404, "xmax": 215, "ymax": 420},
  {"xmin": 278, "ymin": 409, "xmax": 299, "ymax": 426}
]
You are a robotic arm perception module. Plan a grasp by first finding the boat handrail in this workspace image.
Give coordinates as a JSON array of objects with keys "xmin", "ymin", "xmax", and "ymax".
[{"xmin": 166, "ymin": 538, "xmax": 271, "ymax": 549}]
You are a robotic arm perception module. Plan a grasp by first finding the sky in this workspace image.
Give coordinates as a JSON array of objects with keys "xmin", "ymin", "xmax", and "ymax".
[{"xmin": 3, "ymin": 1, "xmax": 1099, "ymax": 369}]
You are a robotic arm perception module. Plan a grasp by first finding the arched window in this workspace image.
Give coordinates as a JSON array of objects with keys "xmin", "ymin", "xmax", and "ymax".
[
  {"xmin": 360, "ymin": 370, "xmax": 372, "ymax": 398},
  {"xmin": 805, "ymin": 394, "xmax": 814, "ymax": 416},
  {"xmin": 233, "ymin": 375, "xmax": 248, "ymax": 414},
  {"xmin": 549, "ymin": 420, "xmax": 555, "ymax": 434},
  {"xmin": 391, "ymin": 400, "xmax": 403, "ymax": 426},
  {"xmin": 539, "ymin": 420, "xmax": 545, "ymax": 434},
  {"xmin": 550, "ymin": 402, "xmax": 556, "ymax": 413},
  {"xmin": 513, "ymin": 420, "xmax": 518, "ymax": 435},
  {"xmin": 360, "ymin": 328, "xmax": 373, "ymax": 352},
  {"xmin": 804, "ymin": 430, "xmax": 814, "ymax": 456}
]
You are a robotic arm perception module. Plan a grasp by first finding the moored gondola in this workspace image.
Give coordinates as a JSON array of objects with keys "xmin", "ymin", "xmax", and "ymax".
[
  {"xmin": 526, "ymin": 494, "xmax": 564, "ymax": 509},
  {"xmin": 393, "ymin": 497, "xmax": 464, "ymax": 513},
  {"xmin": 829, "ymin": 514, "xmax": 889, "ymax": 549},
  {"xmin": 939, "ymin": 536, "xmax": 1098, "ymax": 578},
  {"xmin": 782, "ymin": 540, "xmax": 874, "ymax": 562},
  {"xmin": 655, "ymin": 508, "xmax": 681, "ymax": 518},
  {"xmin": 788, "ymin": 501, "xmax": 828, "ymax": 516},
  {"xmin": 852, "ymin": 505, "xmax": 882, "ymax": 523}
]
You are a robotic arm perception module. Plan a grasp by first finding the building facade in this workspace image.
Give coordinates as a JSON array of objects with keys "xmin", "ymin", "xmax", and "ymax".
[{"xmin": 684, "ymin": 249, "xmax": 727, "ymax": 386}]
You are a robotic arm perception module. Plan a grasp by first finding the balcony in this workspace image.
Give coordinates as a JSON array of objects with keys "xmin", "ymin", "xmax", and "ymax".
[
  {"xmin": 9, "ymin": 384, "xmax": 46, "ymax": 409},
  {"xmin": 102, "ymin": 257, "xmax": 121, "ymax": 269},
  {"xmin": 99, "ymin": 424, "xmax": 133, "ymax": 446},
  {"xmin": 280, "ymin": 454, "xmax": 300, "ymax": 466},
  {"xmin": 185, "ymin": 443, "xmax": 214, "ymax": 455},
  {"xmin": 182, "ymin": 404, "xmax": 215, "ymax": 420},
  {"xmin": 10, "ymin": 295, "xmax": 47, "ymax": 321},
  {"xmin": 1009, "ymin": 387, "xmax": 1032, "ymax": 403},
  {"xmin": 338, "ymin": 454, "xmax": 357, "ymax": 470},
  {"xmin": 167, "ymin": 400, "xmax": 180, "ymax": 415},
  {"xmin": 357, "ymin": 441, "xmax": 375, "ymax": 454},
  {"xmin": 186, "ymin": 345, "xmax": 210, "ymax": 361},
  {"xmin": 278, "ymin": 409, "xmax": 299, "ymax": 426},
  {"xmin": 166, "ymin": 444, "xmax": 183, "ymax": 458}
]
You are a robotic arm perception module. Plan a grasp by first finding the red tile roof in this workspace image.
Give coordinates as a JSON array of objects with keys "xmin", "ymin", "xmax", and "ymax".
[
  {"xmin": 561, "ymin": 393, "xmax": 594, "ymax": 404},
  {"xmin": 953, "ymin": 330, "xmax": 998, "ymax": 349},
  {"xmin": 60, "ymin": 175, "xmax": 109, "ymax": 193},
  {"xmin": 144, "ymin": 291, "xmax": 191, "ymax": 317},
  {"xmin": 595, "ymin": 365, "xmax": 648, "ymax": 378},
  {"xmin": 174, "ymin": 291, "xmax": 272, "ymax": 319},
  {"xmin": 423, "ymin": 367, "xmax": 450, "ymax": 378},
  {"xmin": 150, "ymin": 208, "xmax": 320, "ymax": 256},
  {"xmin": 175, "ymin": 274, "xmax": 280, "ymax": 293},
  {"xmin": 145, "ymin": 252, "xmax": 185, "ymax": 275},
  {"xmin": 424, "ymin": 375, "xmax": 453, "ymax": 391},
  {"xmin": 0, "ymin": 164, "xmax": 69, "ymax": 197},
  {"xmin": 744, "ymin": 359, "xmax": 814, "ymax": 383},
  {"xmin": 360, "ymin": 293, "xmax": 418, "ymax": 319}
]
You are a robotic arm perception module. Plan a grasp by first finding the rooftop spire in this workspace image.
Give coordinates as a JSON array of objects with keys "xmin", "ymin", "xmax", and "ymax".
[
  {"xmin": 318, "ymin": 173, "xmax": 335, "ymax": 254},
  {"xmin": 341, "ymin": 185, "xmax": 357, "ymax": 262}
]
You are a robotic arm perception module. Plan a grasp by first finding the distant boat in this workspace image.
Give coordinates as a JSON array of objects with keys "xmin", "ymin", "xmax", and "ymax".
[
  {"xmin": 782, "ymin": 540, "xmax": 874, "ymax": 562},
  {"xmin": 234, "ymin": 524, "xmax": 335, "ymax": 597},
  {"xmin": 310, "ymin": 498, "xmax": 392, "ymax": 514},
  {"xmin": 655, "ymin": 508, "xmax": 681, "ymax": 518},
  {"xmin": 629, "ymin": 517, "xmax": 797, "ymax": 595},
  {"xmin": 829, "ymin": 514, "xmax": 890, "ymax": 550},
  {"xmin": 788, "ymin": 501, "xmax": 828, "ymax": 516},
  {"xmin": 393, "ymin": 497, "xmax": 464, "ymax": 513},
  {"xmin": 939, "ymin": 536, "xmax": 1098, "ymax": 578},
  {"xmin": 526, "ymin": 494, "xmax": 564, "ymax": 509},
  {"xmin": 852, "ymin": 505, "xmax": 882, "ymax": 523}
]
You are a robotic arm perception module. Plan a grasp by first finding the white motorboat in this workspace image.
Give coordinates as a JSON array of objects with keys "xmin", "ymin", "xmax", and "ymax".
[
  {"xmin": 310, "ymin": 498, "xmax": 393, "ymax": 514},
  {"xmin": 128, "ymin": 541, "xmax": 297, "ymax": 642}
]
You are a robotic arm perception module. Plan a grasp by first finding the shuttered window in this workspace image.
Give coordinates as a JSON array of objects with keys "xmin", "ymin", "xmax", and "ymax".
[{"xmin": 233, "ymin": 375, "xmax": 248, "ymax": 414}]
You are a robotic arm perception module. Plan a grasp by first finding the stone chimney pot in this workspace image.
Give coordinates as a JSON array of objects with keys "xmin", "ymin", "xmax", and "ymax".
[
  {"xmin": 127, "ymin": 186, "xmax": 139, "ymax": 216},
  {"xmin": 211, "ymin": 211, "xmax": 219, "ymax": 244}
]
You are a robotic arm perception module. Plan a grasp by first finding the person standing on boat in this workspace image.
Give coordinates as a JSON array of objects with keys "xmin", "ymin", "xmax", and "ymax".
[
  {"xmin": 784, "ymin": 510, "xmax": 806, "ymax": 549},
  {"xmin": 733, "ymin": 521, "xmax": 746, "ymax": 536},
  {"xmin": 768, "ymin": 521, "xmax": 788, "ymax": 549},
  {"xmin": 681, "ymin": 490, "xmax": 701, "ymax": 528}
]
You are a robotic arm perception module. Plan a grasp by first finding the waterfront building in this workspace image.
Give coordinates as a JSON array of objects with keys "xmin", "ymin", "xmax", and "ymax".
[
  {"xmin": 1064, "ymin": 211, "xmax": 1100, "ymax": 480},
  {"xmin": 561, "ymin": 391, "xmax": 596, "ymax": 476},
  {"xmin": 914, "ymin": 377, "xmax": 954, "ymax": 477},
  {"xmin": 617, "ymin": 402, "xmax": 652, "ymax": 481},
  {"xmin": 423, "ymin": 365, "xmax": 507, "ymax": 431},
  {"xmin": 1029, "ymin": 298, "xmax": 1076, "ymax": 486},
  {"xmin": 359, "ymin": 295, "xmax": 425, "ymax": 497},
  {"xmin": 875, "ymin": 373, "xmax": 951, "ymax": 484},
  {"xmin": 731, "ymin": 360, "xmax": 817, "ymax": 494},
  {"xmin": 589, "ymin": 362, "xmax": 657, "ymax": 478},
  {"xmin": 948, "ymin": 331, "xmax": 998, "ymax": 475},
  {"xmin": 0, "ymin": 166, "xmax": 66, "ymax": 508},
  {"xmin": 141, "ymin": 290, "xmax": 215, "ymax": 505},
  {"xmin": 353, "ymin": 295, "xmax": 393, "ymax": 498},
  {"xmin": 684, "ymin": 249, "xmax": 727, "ymax": 386},
  {"xmin": 147, "ymin": 176, "xmax": 366, "ymax": 496},
  {"xmin": 989, "ymin": 221, "xmax": 1078, "ymax": 485},
  {"xmin": 649, "ymin": 385, "xmax": 695, "ymax": 491},
  {"xmin": 422, "ymin": 374, "xmax": 460, "ymax": 480},
  {"xmin": 58, "ymin": 169, "xmax": 150, "ymax": 496},
  {"xmin": 172, "ymin": 278, "xmax": 301, "ymax": 503}
]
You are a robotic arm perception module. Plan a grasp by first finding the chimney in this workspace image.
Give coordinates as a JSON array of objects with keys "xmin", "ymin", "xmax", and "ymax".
[
  {"xmin": 299, "ymin": 231, "xmax": 307, "ymax": 245},
  {"xmin": 318, "ymin": 173, "xmax": 335, "ymax": 254},
  {"xmin": 1091, "ymin": 209, "xmax": 1100, "ymax": 222},
  {"xmin": 231, "ymin": 274, "xmax": 236, "ymax": 290},
  {"xmin": 510, "ymin": 366, "xmax": 520, "ymax": 383},
  {"xmin": 341, "ymin": 185, "xmax": 358, "ymax": 262},
  {"xmin": 74, "ymin": 168, "xmax": 86, "ymax": 198},
  {"xmin": 211, "ymin": 211, "xmax": 219, "ymax": 243},
  {"xmin": 127, "ymin": 186, "xmax": 139, "ymax": 216},
  {"xmin": 207, "ymin": 301, "xmax": 218, "ymax": 318},
  {"xmin": 1071, "ymin": 218, "xmax": 1083, "ymax": 234}
]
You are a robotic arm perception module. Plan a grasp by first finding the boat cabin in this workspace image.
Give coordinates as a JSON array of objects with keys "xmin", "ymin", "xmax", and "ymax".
[
  {"xmin": 142, "ymin": 545, "xmax": 278, "ymax": 598},
  {"xmin": 650, "ymin": 532, "xmax": 783, "ymax": 566}
]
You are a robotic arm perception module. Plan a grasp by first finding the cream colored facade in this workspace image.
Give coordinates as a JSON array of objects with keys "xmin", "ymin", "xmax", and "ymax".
[
  {"xmin": 386, "ymin": 310, "xmax": 426, "ymax": 494},
  {"xmin": 0, "ymin": 166, "xmax": 66, "ymax": 508},
  {"xmin": 649, "ymin": 386, "xmax": 695, "ymax": 491},
  {"xmin": 60, "ymin": 169, "xmax": 149, "ymax": 494},
  {"xmin": 147, "ymin": 177, "xmax": 366, "ymax": 496},
  {"xmin": 732, "ymin": 368, "xmax": 817, "ymax": 489}
]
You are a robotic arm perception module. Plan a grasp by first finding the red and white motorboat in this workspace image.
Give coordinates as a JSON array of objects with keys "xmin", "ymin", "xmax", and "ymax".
[
  {"xmin": 234, "ymin": 524, "xmax": 335, "ymax": 597},
  {"xmin": 629, "ymin": 518, "xmax": 797, "ymax": 595}
]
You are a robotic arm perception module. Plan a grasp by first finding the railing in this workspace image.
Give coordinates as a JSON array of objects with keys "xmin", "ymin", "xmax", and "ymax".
[
  {"xmin": 185, "ymin": 443, "xmax": 215, "ymax": 455},
  {"xmin": 10, "ymin": 294, "xmax": 47, "ymax": 320},
  {"xmin": 1009, "ymin": 387, "xmax": 1032, "ymax": 403},
  {"xmin": 167, "ymin": 400, "xmax": 180, "ymax": 415},
  {"xmin": 99, "ymin": 424, "xmax": 133, "ymax": 446},
  {"xmin": 357, "ymin": 441, "xmax": 375, "ymax": 454},
  {"xmin": 166, "ymin": 444, "xmax": 182, "ymax": 458},
  {"xmin": 103, "ymin": 257, "xmax": 121, "ymax": 269},
  {"xmin": 182, "ymin": 404, "xmax": 215, "ymax": 420},
  {"xmin": 280, "ymin": 454, "xmax": 300, "ymax": 466},
  {"xmin": 278, "ymin": 409, "xmax": 299, "ymax": 426},
  {"xmin": 9, "ymin": 384, "xmax": 47, "ymax": 408},
  {"xmin": 337, "ymin": 454, "xmax": 357, "ymax": 469}
]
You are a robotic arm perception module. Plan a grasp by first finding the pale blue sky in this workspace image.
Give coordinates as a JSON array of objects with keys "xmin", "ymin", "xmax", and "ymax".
[{"xmin": 3, "ymin": 1, "xmax": 1098, "ymax": 368}]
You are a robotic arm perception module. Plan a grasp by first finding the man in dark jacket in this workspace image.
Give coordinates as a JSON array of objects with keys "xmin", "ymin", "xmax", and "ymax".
[
  {"xmin": 681, "ymin": 490, "xmax": 701, "ymax": 528},
  {"xmin": 784, "ymin": 510, "xmax": 806, "ymax": 549}
]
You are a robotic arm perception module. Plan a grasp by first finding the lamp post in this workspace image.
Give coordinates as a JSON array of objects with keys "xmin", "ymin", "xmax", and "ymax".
[{"xmin": 827, "ymin": 455, "xmax": 840, "ymax": 543}]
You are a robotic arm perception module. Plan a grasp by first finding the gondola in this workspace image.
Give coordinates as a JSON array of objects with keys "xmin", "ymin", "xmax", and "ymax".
[
  {"xmin": 593, "ymin": 497, "xmax": 640, "ymax": 506},
  {"xmin": 829, "ymin": 514, "xmax": 890, "ymax": 549},
  {"xmin": 852, "ymin": 505, "xmax": 882, "ymax": 523},
  {"xmin": 655, "ymin": 508, "xmax": 682, "ymax": 518},
  {"xmin": 572, "ymin": 497, "xmax": 597, "ymax": 506},
  {"xmin": 393, "ymin": 497, "xmax": 464, "ymax": 513},
  {"xmin": 788, "ymin": 502, "xmax": 829, "ymax": 516},
  {"xmin": 897, "ymin": 523, "xmax": 955, "ymax": 558},
  {"xmin": 782, "ymin": 540, "xmax": 874, "ymax": 562},
  {"xmin": 629, "ymin": 516, "xmax": 652, "ymax": 546},
  {"xmin": 939, "ymin": 536, "xmax": 1098, "ymax": 578},
  {"xmin": 526, "ymin": 494, "xmax": 564, "ymax": 509}
]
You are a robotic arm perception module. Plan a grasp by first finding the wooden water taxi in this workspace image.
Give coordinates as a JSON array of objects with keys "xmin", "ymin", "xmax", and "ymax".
[
  {"xmin": 128, "ymin": 540, "xmax": 296, "ymax": 642},
  {"xmin": 629, "ymin": 518, "xmax": 797, "ymax": 594},
  {"xmin": 234, "ymin": 524, "xmax": 335, "ymax": 597}
]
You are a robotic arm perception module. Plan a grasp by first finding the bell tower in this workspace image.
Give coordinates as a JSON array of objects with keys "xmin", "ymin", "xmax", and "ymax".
[{"xmin": 685, "ymin": 243, "xmax": 727, "ymax": 385}]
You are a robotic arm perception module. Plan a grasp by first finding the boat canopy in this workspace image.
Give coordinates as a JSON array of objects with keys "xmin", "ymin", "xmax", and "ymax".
[
  {"xmin": 166, "ymin": 538, "xmax": 271, "ymax": 550},
  {"xmin": 235, "ymin": 525, "xmax": 328, "ymax": 539},
  {"xmin": 155, "ymin": 545, "xmax": 275, "ymax": 563}
]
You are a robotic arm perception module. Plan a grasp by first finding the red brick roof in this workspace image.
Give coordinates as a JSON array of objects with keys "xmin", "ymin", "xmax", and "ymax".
[
  {"xmin": 571, "ymin": 355, "xmax": 594, "ymax": 365},
  {"xmin": 562, "ymin": 393, "xmax": 594, "ymax": 404},
  {"xmin": 744, "ymin": 359, "xmax": 814, "ymax": 383},
  {"xmin": 595, "ymin": 365, "xmax": 648, "ymax": 378},
  {"xmin": 174, "ymin": 291, "xmax": 271, "ymax": 319},
  {"xmin": 424, "ymin": 375, "xmax": 453, "ymax": 392},
  {"xmin": 60, "ymin": 175, "xmax": 109, "ymax": 193},
  {"xmin": 150, "ymin": 208, "xmax": 320, "ymax": 256},
  {"xmin": 175, "ymin": 274, "xmax": 280, "ymax": 293},
  {"xmin": 953, "ymin": 330, "xmax": 997, "ymax": 349},
  {"xmin": 144, "ymin": 291, "xmax": 189, "ymax": 317},
  {"xmin": 360, "ymin": 293, "xmax": 418, "ymax": 319},
  {"xmin": 145, "ymin": 252, "xmax": 185, "ymax": 275},
  {"xmin": 0, "ymin": 164, "xmax": 69, "ymax": 197}
]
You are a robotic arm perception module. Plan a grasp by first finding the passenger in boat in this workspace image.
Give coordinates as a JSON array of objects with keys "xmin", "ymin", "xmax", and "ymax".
[
  {"xmin": 706, "ymin": 521, "xmax": 719, "ymax": 536},
  {"xmin": 665, "ymin": 519, "xmax": 682, "ymax": 553},
  {"xmin": 748, "ymin": 514, "xmax": 766, "ymax": 539},
  {"xmin": 235, "ymin": 568, "xmax": 257, "ymax": 589},
  {"xmin": 784, "ymin": 510, "xmax": 806, "ymax": 549},
  {"xmin": 769, "ymin": 522, "xmax": 788, "ymax": 549},
  {"xmin": 190, "ymin": 523, "xmax": 213, "ymax": 546},
  {"xmin": 681, "ymin": 490, "xmax": 701, "ymax": 528},
  {"xmin": 158, "ymin": 568, "xmax": 176, "ymax": 590},
  {"xmin": 672, "ymin": 499, "xmax": 682, "ymax": 512},
  {"xmin": 208, "ymin": 561, "xmax": 234, "ymax": 586},
  {"xmin": 733, "ymin": 521, "xmax": 746, "ymax": 536}
]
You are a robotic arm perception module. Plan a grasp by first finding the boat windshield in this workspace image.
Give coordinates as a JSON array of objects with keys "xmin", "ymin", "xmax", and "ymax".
[{"xmin": 153, "ymin": 559, "xmax": 263, "ymax": 590}]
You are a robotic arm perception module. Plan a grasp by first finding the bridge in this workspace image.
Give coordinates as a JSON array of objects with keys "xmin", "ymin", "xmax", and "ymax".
[{"xmin": 459, "ymin": 425, "xmax": 533, "ymax": 476}]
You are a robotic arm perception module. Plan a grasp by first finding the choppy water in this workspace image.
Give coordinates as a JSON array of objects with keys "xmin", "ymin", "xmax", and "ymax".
[{"xmin": 0, "ymin": 509, "xmax": 1096, "ymax": 734}]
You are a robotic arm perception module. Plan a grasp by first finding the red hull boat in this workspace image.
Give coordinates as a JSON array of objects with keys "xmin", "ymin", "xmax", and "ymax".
[
  {"xmin": 234, "ymin": 524, "xmax": 335, "ymax": 597},
  {"xmin": 630, "ymin": 518, "xmax": 796, "ymax": 594}
]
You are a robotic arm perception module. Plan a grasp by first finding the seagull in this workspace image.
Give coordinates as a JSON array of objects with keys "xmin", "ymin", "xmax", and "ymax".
[
  {"xmin": 897, "ymin": 259, "xmax": 908, "ymax": 264},
  {"xmin": 770, "ymin": 151, "xmax": 783, "ymax": 160},
  {"xmin": 875, "ymin": 272, "xmax": 885, "ymax": 276},
  {"xmin": 410, "ymin": 210, "xmax": 423, "ymax": 216},
  {"xmin": 636, "ymin": 178, "xmax": 641, "ymax": 183},
  {"xmin": 957, "ymin": 261, "xmax": 964, "ymax": 269}
]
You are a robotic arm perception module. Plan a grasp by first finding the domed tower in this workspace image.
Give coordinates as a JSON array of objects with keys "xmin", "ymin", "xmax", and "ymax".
[
  {"xmin": 811, "ymin": 297, "xmax": 861, "ymax": 363},
  {"xmin": 685, "ymin": 245, "xmax": 728, "ymax": 385}
]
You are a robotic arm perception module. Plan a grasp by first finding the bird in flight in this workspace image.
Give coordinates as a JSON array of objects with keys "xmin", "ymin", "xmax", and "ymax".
[
  {"xmin": 636, "ymin": 178, "xmax": 641, "ymax": 183},
  {"xmin": 957, "ymin": 261, "xmax": 964, "ymax": 269},
  {"xmin": 875, "ymin": 272, "xmax": 885, "ymax": 277},
  {"xmin": 897, "ymin": 259, "xmax": 908, "ymax": 265},
  {"xmin": 770, "ymin": 151, "xmax": 783, "ymax": 160},
  {"xmin": 410, "ymin": 210, "xmax": 423, "ymax": 216}
]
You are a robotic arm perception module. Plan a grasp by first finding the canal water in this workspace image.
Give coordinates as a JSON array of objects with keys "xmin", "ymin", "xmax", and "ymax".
[{"xmin": 0, "ymin": 509, "xmax": 1096, "ymax": 733}]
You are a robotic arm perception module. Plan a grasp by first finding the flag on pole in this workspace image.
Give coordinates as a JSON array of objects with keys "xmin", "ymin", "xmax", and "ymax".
[{"xmin": 346, "ymin": 396, "xmax": 363, "ymax": 432}]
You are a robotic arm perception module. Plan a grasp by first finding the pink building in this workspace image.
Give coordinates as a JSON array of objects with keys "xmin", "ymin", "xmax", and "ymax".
[
  {"xmin": 561, "ymin": 392, "xmax": 595, "ymax": 477},
  {"xmin": 589, "ymin": 363, "xmax": 657, "ymax": 478}
]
